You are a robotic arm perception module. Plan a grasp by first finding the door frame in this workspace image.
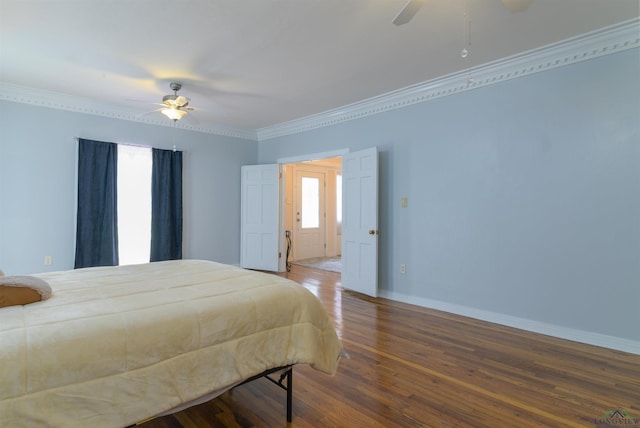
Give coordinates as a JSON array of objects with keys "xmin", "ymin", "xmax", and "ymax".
[{"xmin": 277, "ymin": 149, "xmax": 349, "ymax": 272}]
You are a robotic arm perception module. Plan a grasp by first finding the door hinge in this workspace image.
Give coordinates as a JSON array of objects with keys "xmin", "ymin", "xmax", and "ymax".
[{"xmin": 279, "ymin": 252, "xmax": 282, "ymax": 258}]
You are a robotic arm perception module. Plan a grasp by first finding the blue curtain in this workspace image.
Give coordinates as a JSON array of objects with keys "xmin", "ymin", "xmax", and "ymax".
[
  {"xmin": 150, "ymin": 148, "xmax": 183, "ymax": 261},
  {"xmin": 74, "ymin": 139, "xmax": 119, "ymax": 268}
]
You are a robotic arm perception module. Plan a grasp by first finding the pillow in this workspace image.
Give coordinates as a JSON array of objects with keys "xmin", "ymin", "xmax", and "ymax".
[{"xmin": 0, "ymin": 275, "xmax": 52, "ymax": 308}]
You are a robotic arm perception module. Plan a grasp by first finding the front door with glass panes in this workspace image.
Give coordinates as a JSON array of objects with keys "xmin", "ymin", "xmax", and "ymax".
[{"xmin": 293, "ymin": 170, "xmax": 326, "ymax": 261}]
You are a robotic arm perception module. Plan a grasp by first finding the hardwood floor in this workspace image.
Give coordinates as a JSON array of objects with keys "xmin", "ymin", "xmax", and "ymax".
[{"xmin": 140, "ymin": 265, "xmax": 640, "ymax": 427}]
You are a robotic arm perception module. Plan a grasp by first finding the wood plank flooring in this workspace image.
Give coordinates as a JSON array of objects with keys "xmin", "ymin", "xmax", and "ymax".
[{"xmin": 140, "ymin": 265, "xmax": 640, "ymax": 427}]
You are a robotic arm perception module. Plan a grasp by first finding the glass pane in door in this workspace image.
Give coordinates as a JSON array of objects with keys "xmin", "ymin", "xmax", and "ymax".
[{"xmin": 301, "ymin": 176, "xmax": 319, "ymax": 228}]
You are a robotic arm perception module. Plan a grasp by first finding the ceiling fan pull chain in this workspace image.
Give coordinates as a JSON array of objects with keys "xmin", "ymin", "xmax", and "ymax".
[{"xmin": 462, "ymin": 0, "xmax": 474, "ymax": 87}]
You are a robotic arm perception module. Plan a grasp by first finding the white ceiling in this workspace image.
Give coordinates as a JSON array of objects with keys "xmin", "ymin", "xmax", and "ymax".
[{"xmin": 1, "ymin": 0, "xmax": 638, "ymax": 134}]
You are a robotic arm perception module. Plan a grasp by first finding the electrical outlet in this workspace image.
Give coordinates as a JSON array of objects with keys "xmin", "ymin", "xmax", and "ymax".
[
  {"xmin": 44, "ymin": 256, "xmax": 52, "ymax": 266},
  {"xmin": 400, "ymin": 264, "xmax": 406, "ymax": 274}
]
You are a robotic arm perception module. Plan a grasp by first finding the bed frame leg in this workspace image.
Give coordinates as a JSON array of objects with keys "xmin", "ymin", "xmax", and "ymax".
[
  {"xmin": 245, "ymin": 366, "xmax": 293, "ymax": 422},
  {"xmin": 286, "ymin": 367, "xmax": 293, "ymax": 422},
  {"xmin": 244, "ymin": 366, "xmax": 294, "ymax": 423},
  {"xmin": 275, "ymin": 366, "xmax": 293, "ymax": 422}
]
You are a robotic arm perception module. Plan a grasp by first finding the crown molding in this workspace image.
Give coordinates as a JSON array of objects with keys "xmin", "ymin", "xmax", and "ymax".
[
  {"xmin": 257, "ymin": 18, "xmax": 640, "ymax": 141},
  {"xmin": 0, "ymin": 83, "xmax": 259, "ymax": 141},
  {"xmin": 1, "ymin": 18, "xmax": 637, "ymax": 142}
]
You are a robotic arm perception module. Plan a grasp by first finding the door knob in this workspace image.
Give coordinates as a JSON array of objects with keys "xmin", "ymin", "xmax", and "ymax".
[{"xmin": 369, "ymin": 229, "xmax": 379, "ymax": 235}]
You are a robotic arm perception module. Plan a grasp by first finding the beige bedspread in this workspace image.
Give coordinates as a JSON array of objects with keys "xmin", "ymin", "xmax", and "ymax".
[{"xmin": 0, "ymin": 260, "xmax": 342, "ymax": 427}]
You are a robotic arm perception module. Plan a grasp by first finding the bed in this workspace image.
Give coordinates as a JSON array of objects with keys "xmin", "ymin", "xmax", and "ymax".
[{"xmin": 0, "ymin": 259, "xmax": 343, "ymax": 427}]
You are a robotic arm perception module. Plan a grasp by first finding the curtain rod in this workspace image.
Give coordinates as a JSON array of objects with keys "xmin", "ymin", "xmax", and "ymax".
[{"xmin": 74, "ymin": 137, "xmax": 181, "ymax": 152}]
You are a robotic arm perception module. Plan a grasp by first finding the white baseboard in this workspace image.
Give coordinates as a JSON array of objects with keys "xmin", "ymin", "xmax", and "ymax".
[{"xmin": 379, "ymin": 290, "xmax": 640, "ymax": 355}]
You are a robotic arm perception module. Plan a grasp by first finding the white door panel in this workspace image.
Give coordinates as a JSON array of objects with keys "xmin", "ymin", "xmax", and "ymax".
[
  {"xmin": 342, "ymin": 147, "xmax": 378, "ymax": 297},
  {"xmin": 241, "ymin": 164, "xmax": 279, "ymax": 271},
  {"xmin": 294, "ymin": 170, "xmax": 326, "ymax": 260}
]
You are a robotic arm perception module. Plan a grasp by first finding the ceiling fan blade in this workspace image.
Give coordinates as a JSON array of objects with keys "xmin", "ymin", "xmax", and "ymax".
[
  {"xmin": 392, "ymin": 0, "xmax": 426, "ymax": 26},
  {"xmin": 126, "ymin": 98, "xmax": 165, "ymax": 107},
  {"xmin": 500, "ymin": 0, "xmax": 533, "ymax": 13},
  {"xmin": 138, "ymin": 108, "xmax": 164, "ymax": 118},
  {"xmin": 174, "ymin": 95, "xmax": 190, "ymax": 107}
]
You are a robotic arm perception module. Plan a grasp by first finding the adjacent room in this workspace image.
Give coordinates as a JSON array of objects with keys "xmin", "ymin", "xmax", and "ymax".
[{"xmin": 1, "ymin": 1, "xmax": 638, "ymax": 427}]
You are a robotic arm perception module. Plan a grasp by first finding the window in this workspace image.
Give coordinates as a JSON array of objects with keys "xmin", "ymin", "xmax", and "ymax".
[
  {"xmin": 75, "ymin": 139, "xmax": 182, "ymax": 268},
  {"xmin": 117, "ymin": 144, "xmax": 152, "ymax": 265},
  {"xmin": 301, "ymin": 176, "xmax": 320, "ymax": 228}
]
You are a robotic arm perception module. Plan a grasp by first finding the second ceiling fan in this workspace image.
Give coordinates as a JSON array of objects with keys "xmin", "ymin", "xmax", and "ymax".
[{"xmin": 392, "ymin": 0, "xmax": 533, "ymax": 26}]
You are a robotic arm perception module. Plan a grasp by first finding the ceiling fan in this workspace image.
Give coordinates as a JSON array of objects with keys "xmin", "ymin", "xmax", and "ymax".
[
  {"xmin": 159, "ymin": 82, "xmax": 195, "ymax": 122},
  {"xmin": 392, "ymin": 0, "xmax": 533, "ymax": 26}
]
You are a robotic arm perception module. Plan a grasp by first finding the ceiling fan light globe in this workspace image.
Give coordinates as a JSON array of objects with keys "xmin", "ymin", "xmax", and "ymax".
[{"xmin": 161, "ymin": 108, "xmax": 187, "ymax": 121}]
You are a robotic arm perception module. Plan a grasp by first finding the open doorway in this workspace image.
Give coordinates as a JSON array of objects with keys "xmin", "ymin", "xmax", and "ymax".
[
  {"xmin": 283, "ymin": 157, "xmax": 342, "ymax": 273},
  {"xmin": 242, "ymin": 147, "xmax": 377, "ymax": 295}
]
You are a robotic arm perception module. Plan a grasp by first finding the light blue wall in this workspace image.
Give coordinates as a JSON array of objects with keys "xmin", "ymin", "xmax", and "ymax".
[
  {"xmin": 1, "ymin": 50, "xmax": 637, "ymax": 346},
  {"xmin": 0, "ymin": 102, "xmax": 257, "ymax": 274},
  {"xmin": 259, "ymin": 49, "xmax": 640, "ymax": 342}
]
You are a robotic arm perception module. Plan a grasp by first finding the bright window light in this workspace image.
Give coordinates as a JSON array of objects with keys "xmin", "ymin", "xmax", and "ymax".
[
  {"xmin": 301, "ymin": 176, "xmax": 320, "ymax": 229},
  {"xmin": 117, "ymin": 144, "xmax": 152, "ymax": 265}
]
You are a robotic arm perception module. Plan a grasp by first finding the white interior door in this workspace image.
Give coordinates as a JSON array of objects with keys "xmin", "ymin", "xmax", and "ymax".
[
  {"xmin": 240, "ymin": 164, "xmax": 280, "ymax": 271},
  {"xmin": 342, "ymin": 147, "xmax": 378, "ymax": 297},
  {"xmin": 293, "ymin": 170, "xmax": 326, "ymax": 260}
]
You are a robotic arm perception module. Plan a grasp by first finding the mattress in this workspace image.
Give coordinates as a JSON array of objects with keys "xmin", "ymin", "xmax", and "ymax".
[{"xmin": 0, "ymin": 260, "xmax": 342, "ymax": 427}]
